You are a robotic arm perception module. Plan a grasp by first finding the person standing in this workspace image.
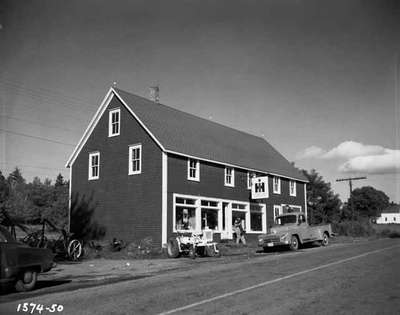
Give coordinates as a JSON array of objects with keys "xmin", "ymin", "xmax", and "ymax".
[{"xmin": 233, "ymin": 218, "xmax": 246, "ymax": 245}]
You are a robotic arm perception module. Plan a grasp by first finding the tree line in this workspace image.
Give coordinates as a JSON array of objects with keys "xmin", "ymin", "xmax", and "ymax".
[
  {"xmin": 0, "ymin": 166, "xmax": 394, "ymax": 234},
  {"xmin": 0, "ymin": 167, "xmax": 69, "ymax": 229},
  {"xmin": 302, "ymin": 169, "xmax": 392, "ymax": 225}
]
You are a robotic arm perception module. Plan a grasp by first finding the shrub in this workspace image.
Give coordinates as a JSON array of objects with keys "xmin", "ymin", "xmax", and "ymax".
[{"xmin": 332, "ymin": 220, "xmax": 376, "ymax": 237}]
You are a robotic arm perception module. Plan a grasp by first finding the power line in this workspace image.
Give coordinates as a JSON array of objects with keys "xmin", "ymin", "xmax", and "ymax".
[
  {"xmin": 0, "ymin": 79, "xmax": 97, "ymax": 109},
  {"xmin": 0, "ymin": 85, "xmax": 95, "ymax": 116},
  {"xmin": 0, "ymin": 114, "xmax": 81, "ymax": 134},
  {"xmin": 0, "ymin": 128, "xmax": 76, "ymax": 147}
]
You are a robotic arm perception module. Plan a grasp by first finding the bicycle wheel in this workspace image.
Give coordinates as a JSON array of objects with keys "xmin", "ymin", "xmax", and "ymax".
[{"xmin": 67, "ymin": 239, "xmax": 82, "ymax": 261}]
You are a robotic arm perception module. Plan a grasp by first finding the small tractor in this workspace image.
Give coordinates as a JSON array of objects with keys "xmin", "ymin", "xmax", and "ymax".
[{"xmin": 167, "ymin": 230, "xmax": 220, "ymax": 259}]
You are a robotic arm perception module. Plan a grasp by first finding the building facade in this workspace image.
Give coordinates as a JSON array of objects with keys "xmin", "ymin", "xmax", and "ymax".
[
  {"xmin": 66, "ymin": 88, "xmax": 308, "ymax": 246},
  {"xmin": 376, "ymin": 205, "xmax": 400, "ymax": 224}
]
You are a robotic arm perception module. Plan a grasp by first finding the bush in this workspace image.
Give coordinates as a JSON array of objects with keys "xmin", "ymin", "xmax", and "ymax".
[{"xmin": 332, "ymin": 220, "xmax": 376, "ymax": 237}]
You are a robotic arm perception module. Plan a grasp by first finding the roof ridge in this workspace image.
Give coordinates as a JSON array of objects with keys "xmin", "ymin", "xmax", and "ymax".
[{"xmin": 114, "ymin": 87, "xmax": 266, "ymax": 141}]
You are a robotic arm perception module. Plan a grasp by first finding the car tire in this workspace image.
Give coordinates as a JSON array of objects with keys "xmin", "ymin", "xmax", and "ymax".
[
  {"xmin": 15, "ymin": 270, "xmax": 38, "ymax": 292},
  {"xmin": 289, "ymin": 235, "xmax": 299, "ymax": 251},
  {"xmin": 167, "ymin": 238, "xmax": 180, "ymax": 258},
  {"xmin": 321, "ymin": 232, "xmax": 329, "ymax": 246}
]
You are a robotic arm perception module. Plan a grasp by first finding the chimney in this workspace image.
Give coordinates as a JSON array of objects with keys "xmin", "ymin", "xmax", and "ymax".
[{"xmin": 149, "ymin": 86, "xmax": 160, "ymax": 103}]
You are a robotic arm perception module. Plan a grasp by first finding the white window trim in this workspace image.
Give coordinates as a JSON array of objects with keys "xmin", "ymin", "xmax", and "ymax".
[
  {"xmin": 108, "ymin": 108, "xmax": 120, "ymax": 137},
  {"xmin": 187, "ymin": 159, "xmax": 200, "ymax": 181},
  {"xmin": 88, "ymin": 152, "xmax": 100, "ymax": 180},
  {"xmin": 247, "ymin": 172, "xmax": 252, "ymax": 190},
  {"xmin": 273, "ymin": 176, "xmax": 281, "ymax": 194},
  {"xmin": 273, "ymin": 205, "xmax": 282, "ymax": 221},
  {"xmin": 224, "ymin": 167, "xmax": 235, "ymax": 187},
  {"xmin": 289, "ymin": 180, "xmax": 297, "ymax": 196},
  {"xmin": 172, "ymin": 193, "xmax": 267, "ymax": 234},
  {"xmin": 249, "ymin": 203, "xmax": 266, "ymax": 233},
  {"xmin": 128, "ymin": 144, "xmax": 142, "ymax": 175}
]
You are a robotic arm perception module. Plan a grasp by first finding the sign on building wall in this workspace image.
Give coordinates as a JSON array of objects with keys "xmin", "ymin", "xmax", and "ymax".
[{"xmin": 251, "ymin": 176, "xmax": 269, "ymax": 199}]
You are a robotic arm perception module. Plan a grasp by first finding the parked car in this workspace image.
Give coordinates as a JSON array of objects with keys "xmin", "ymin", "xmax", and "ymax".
[
  {"xmin": 258, "ymin": 212, "xmax": 334, "ymax": 251},
  {"xmin": 0, "ymin": 225, "xmax": 55, "ymax": 292}
]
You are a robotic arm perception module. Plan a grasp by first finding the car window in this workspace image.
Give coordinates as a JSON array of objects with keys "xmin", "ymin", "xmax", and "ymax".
[{"xmin": 275, "ymin": 215, "xmax": 297, "ymax": 225}]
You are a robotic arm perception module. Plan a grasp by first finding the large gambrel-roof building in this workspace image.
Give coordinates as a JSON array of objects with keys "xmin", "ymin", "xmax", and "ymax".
[{"xmin": 66, "ymin": 87, "xmax": 308, "ymax": 246}]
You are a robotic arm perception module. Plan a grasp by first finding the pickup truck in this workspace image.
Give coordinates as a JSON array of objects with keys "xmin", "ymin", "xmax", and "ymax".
[
  {"xmin": 0, "ymin": 225, "xmax": 55, "ymax": 292},
  {"xmin": 258, "ymin": 212, "xmax": 333, "ymax": 251}
]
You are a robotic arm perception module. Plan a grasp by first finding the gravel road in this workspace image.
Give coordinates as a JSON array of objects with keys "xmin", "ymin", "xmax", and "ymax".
[{"xmin": 1, "ymin": 238, "xmax": 399, "ymax": 315}]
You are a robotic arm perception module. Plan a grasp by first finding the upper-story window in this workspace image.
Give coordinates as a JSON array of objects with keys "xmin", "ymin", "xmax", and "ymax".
[
  {"xmin": 88, "ymin": 152, "xmax": 100, "ymax": 180},
  {"xmin": 289, "ymin": 180, "xmax": 296, "ymax": 196},
  {"xmin": 273, "ymin": 176, "xmax": 281, "ymax": 194},
  {"xmin": 247, "ymin": 172, "xmax": 252, "ymax": 190},
  {"xmin": 128, "ymin": 144, "xmax": 142, "ymax": 175},
  {"xmin": 108, "ymin": 108, "xmax": 120, "ymax": 137},
  {"xmin": 187, "ymin": 159, "xmax": 200, "ymax": 181},
  {"xmin": 224, "ymin": 167, "xmax": 235, "ymax": 187}
]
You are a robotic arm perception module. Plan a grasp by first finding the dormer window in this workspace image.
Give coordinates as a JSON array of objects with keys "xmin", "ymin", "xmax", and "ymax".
[
  {"xmin": 108, "ymin": 108, "xmax": 120, "ymax": 137},
  {"xmin": 187, "ymin": 159, "xmax": 200, "ymax": 181},
  {"xmin": 224, "ymin": 167, "xmax": 235, "ymax": 187},
  {"xmin": 273, "ymin": 176, "xmax": 281, "ymax": 194}
]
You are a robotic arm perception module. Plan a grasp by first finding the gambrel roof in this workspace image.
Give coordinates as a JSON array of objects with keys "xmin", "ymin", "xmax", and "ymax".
[{"xmin": 66, "ymin": 87, "xmax": 307, "ymax": 182}]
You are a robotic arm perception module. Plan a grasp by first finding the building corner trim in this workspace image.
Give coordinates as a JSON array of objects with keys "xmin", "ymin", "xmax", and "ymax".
[
  {"xmin": 304, "ymin": 183, "xmax": 308, "ymax": 220},
  {"xmin": 162, "ymin": 152, "xmax": 168, "ymax": 247}
]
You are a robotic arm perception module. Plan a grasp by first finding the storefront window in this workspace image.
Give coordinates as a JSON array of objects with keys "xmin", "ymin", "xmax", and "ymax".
[
  {"xmin": 250, "ymin": 204, "xmax": 264, "ymax": 232},
  {"xmin": 175, "ymin": 207, "xmax": 196, "ymax": 230},
  {"xmin": 201, "ymin": 208, "xmax": 219, "ymax": 230},
  {"xmin": 250, "ymin": 212, "xmax": 262, "ymax": 231}
]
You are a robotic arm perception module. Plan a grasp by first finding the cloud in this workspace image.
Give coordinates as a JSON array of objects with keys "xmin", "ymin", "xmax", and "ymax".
[
  {"xmin": 322, "ymin": 141, "xmax": 387, "ymax": 159},
  {"xmin": 296, "ymin": 141, "xmax": 400, "ymax": 175},
  {"xmin": 296, "ymin": 145, "xmax": 326, "ymax": 159},
  {"xmin": 338, "ymin": 150, "xmax": 400, "ymax": 175}
]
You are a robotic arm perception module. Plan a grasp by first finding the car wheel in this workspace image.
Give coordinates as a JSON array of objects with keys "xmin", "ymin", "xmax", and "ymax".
[
  {"xmin": 289, "ymin": 235, "xmax": 299, "ymax": 251},
  {"xmin": 321, "ymin": 233, "xmax": 329, "ymax": 246},
  {"xmin": 167, "ymin": 238, "xmax": 180, "ymax": 258},
  {"xmin": 15, "ymin": 270, "xmax": 38, "ymax": 292},
  {"xmin": 67, "ymin": 239, "xmax": 83, "ymax": 261}
]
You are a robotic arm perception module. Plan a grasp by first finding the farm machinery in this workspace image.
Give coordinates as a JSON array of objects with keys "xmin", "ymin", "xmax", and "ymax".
[{"xmin": 167, "ymin": 230, "xmax": 220, "ymax": 259}]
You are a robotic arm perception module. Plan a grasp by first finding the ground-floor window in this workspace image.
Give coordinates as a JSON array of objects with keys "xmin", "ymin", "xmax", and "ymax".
[
  {"xmin": 173, "ymin": 193, "xmax": 266, "ymax": 236},
  {"xmin": 201, "ymin": 199, "xmax": 220, "ymax": 230},
  {"xmin": 250, "ymin": 204, "xmax": 265, "ymax": 232},
  {"xmin": 273, "ymin": 205, "xmax": 282, "ymax": 221},
  {"xmin": 175, "ymin": 197, "xmax": 197, "ymax": 231}
]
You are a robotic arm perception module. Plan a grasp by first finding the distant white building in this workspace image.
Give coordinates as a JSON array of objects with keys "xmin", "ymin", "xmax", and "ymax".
[{"xmin": 376, "ymin": 205, "xmax": 400, "ymax": 224}]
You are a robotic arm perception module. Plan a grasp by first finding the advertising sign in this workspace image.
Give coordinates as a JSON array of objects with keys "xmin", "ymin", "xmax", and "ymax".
[{"xmin": 251, "ymin": 176, "xmax": 269, "ymax": 199}]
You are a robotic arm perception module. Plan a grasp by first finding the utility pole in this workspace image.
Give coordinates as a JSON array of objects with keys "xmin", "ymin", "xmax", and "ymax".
[{"xmin": 336, "ymin": 177, "xmax": 367, "ymax": 221}]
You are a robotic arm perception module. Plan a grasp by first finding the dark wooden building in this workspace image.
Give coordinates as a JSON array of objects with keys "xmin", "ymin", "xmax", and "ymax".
[{"xmin": 66, "ymin": 87, "xmax": 308, "ymax": 246}]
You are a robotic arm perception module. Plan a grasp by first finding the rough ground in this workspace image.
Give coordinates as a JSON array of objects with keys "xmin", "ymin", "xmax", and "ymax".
[{"xmin": 1, "ymin": 238, "xmax": 399, "ymax": 314}]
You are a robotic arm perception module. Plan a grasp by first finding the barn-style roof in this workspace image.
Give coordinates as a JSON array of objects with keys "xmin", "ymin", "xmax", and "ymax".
[{"xmin": 66, "ymin": 87, "xmax": 307, "ymax": 182}]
